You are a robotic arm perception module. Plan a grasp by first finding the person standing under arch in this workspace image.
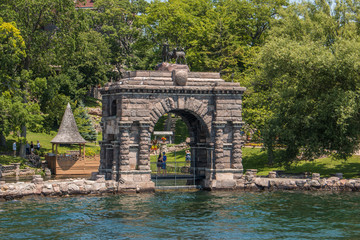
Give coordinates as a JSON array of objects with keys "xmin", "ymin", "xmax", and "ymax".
[
  {"xmin": 185, "ymin": 150, "xmax": 191, "ymax": 166},
  {"xmin": 162, "ymin": 152, "xmax": 167, "ymax": 175},
  {"xmin": 12, "ymin": 142, "xmax": 16, "ymax": 157},
  {"xmin": 157, "ymin": 153, "xmax": 162, "ymax": 175}
]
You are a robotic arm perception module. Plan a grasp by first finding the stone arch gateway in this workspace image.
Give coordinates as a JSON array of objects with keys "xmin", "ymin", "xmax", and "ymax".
[{"xmin": 99, "ymin": 66, "xmax": 246, "ymax": 190}]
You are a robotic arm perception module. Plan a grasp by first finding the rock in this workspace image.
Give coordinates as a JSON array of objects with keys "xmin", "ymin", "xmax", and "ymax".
[
  {"xmin": 59, "ymin": 183, "xmax": 69, "ymax": 193},
  {"xmin": 95, "ymin": 175, "xmax": 105, "ymax": 182},
  {"xmin": 268, "ymin": 171, "xmax": 277, "ymax": 178},
  {"xmin": 44, "ymin": 168, "xmax": 52, "ymax": 176},
  {"xmin": 93, "ymin": 182, "xmax": 106, "ymax": 192},
  {"xmin": 42, "ymin": 184, "xmax": 54, "ymax": 195},
  {"xmin": 295, "ymin": 180, "xmax": 307, "ymax": 187},
  {"xmin": 32, "ymin": 175, "xmax": 43, "ymax": 184},
  {"xmin": 312, "ymin": 173, "xmax": 320, "ymax": 180},
  {"xmin": 254, "ymin": 178, "xmax": 269, "ymax": 188},
  {"xmin": 88, "ymin": 107, "xmax": 102, "ymax": 116},
  {"xmin": 73, "ymin": 180, "xmax": 85, "ymax": 186},
  {"xmin": 310, "ymin": 180, "xmax": 321, "ymax": 188},
  {"xmin": 68, "ymin": 184, "xmax": 80, "ymax": 193}
]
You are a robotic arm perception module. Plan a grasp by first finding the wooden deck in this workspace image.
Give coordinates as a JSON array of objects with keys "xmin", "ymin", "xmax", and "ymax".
[{"xmin": 46, "ymin": 155, "xmax": 100, "ymax": 175}]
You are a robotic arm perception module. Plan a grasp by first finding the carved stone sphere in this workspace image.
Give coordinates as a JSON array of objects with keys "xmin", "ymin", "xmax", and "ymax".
[{"xmin": 172, "ymin": 70, "xmax": 188, "ymax": 86}]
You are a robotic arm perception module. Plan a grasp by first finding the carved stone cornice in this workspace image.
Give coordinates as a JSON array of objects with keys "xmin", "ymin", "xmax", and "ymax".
[
  {"xmin": 139, "ymin": 121, "xmax": 151, "ymax": 128},
  {"xmin": 232, "ymin": 121, "xmax": 245, "ymax": 128},
  {"xmin": 213, "ymin": 121, "xmax": 226, "ymax": 129},
  {"xmin": 111, "ymin": 141, "xmax": 120, "ymax": 146},
  {"xmin": 118, "ymin": 121, "xmax": 132, "ymax": 129}
]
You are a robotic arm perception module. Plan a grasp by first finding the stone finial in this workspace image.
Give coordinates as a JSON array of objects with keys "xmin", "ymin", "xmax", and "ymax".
[{"xmin": 172, "ymin": 70, "xmax": 188, "ymax": 86}]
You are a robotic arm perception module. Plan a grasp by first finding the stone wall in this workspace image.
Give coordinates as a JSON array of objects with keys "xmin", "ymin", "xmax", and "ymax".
[
  {"xmin": 0, "ymin": 175, "xmax": 153, "ymax": 200},
  {"xmin": 2, "ymin": 172, "xmax": 360, "ymax": 200}
]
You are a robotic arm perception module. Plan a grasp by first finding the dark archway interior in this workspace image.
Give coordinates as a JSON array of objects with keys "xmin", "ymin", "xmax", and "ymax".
[{"xmin": 111, "ymin": 100, "xmax": 117, "ymax": 116}]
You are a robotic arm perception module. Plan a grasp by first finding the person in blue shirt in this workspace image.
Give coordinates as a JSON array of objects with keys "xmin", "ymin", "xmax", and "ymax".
[
  {"xmin": 185, "ymin": 150, "xmax": 191, "ymax": 166},
  {"xmin": 162, "ymin": 152, "xmax": 167, "ymax": 175}
]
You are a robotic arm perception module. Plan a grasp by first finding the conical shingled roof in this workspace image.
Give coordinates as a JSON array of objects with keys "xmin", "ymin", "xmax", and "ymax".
[{"xmin": 51, "ymin": 103, "xmax": 87, "ymax": 144}]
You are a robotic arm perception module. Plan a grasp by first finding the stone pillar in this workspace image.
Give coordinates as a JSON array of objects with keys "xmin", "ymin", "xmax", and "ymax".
[
  {"xmin": 98, "ymin": 141, "xmax": 106, "ymax": 173},
  {"xmin": 112, "ymin": 141, "xmax": 120, "ymax": 180},
  {"xmin": 138, "ymin": 122, "xmax": 150, "ymax": 170},
  {"xmin": 231, "ymin": 122, "xmax": 244, "ymax": 174},
  {"xmin": 214, "ymin": 121, "xmax": 226, "ymax": 169},
  {"xmin": 105, "ymin": 144, "xmax": 113, "ymax": 180},
  {"xmin": 119, "ymin": 121, "xmax": 132, "ymax": 171}
]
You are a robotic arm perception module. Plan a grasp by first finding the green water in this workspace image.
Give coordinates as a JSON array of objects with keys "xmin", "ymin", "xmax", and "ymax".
[{"xmin": 1, "ymin": 191, "xmax": 360, "ymax": 239}]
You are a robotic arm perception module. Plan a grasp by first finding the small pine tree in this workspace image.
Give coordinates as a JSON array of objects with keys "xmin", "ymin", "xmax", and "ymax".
[{"xmin": 73, "ymin": 103, "xmax": 97, "ymax": 142}]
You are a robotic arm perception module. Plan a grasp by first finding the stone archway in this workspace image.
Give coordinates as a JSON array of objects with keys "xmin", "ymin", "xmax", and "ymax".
[
  {"xmin": 151, "ymin": 108, "xmax": 210, "ymax": 182},
  {"xmin": 99, "ymin": 67, "xmax": 246, "ymax": 190}
]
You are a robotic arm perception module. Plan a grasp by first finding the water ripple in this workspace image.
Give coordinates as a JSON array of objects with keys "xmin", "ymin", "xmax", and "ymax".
[{"xmin": 1, "ymin": 191, "xmax": 360, "ymax": 239}]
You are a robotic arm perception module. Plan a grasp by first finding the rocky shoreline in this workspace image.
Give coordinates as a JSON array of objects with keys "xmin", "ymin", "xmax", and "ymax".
[{"xmin": 2, "ymin": 171, "xmax": 360, "ymax": 200}]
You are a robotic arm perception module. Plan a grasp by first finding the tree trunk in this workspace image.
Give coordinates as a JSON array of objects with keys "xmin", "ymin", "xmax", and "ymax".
[
  {"xmin": 19, "ymin": 125, "xmax": 26, "ymax": 158},
  {"xmin": 268, "ymin": 147, "xmax": 274, "ymax": 166},
  {"xmin": 0, "ymin": 132, "xmax": 6, "ymax": 148}
]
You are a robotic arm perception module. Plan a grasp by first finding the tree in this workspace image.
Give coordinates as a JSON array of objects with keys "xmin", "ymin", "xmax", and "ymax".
[
  {"xmin": 93, "ymin": 0, "xmax": 148, "ymax": 78},
  {"xmin": 0, "ymin": 0, "xmax": 79, "ymax": 155},
  {"xmin": 73, "ymin": 103, "xmax": 97, "ymax": 142},
  {"xmin": 245, "ymin": 1, "xmax": 360, "ymax": 164},
  {"xmin": 140, "ymin": 0, "xmax": 286, "ymax": 76}
]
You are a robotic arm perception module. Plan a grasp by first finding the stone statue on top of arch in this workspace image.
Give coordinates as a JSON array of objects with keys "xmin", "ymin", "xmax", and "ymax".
[{"xmin": 161, "ymin": 43, "xmax": 187, "ymax": 65}]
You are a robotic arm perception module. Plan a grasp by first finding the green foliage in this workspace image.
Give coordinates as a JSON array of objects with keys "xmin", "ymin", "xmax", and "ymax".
[
  {"xmin": 140, "ymin": 0, "xmax": 286, "ymax": 75},
  {"xmin": 93, "ymin": 0, "xmax": 148, "ymax": 75},
  {"xmin": 0, "ymin": 17, "xmax": 26, "ymax": 92},
  {"xmin": 73, "ymin": 103, "xmax": 98, "ymax": 142},
  {"xmin": 0, "ymin": 155, "xmax": 26, "ymax": 166},
  {"xmin": 174, "ymin": 118, "xmax": 189, "ymax": 144},
  {"xmin": 245, "ymin": 1, "xmax": 360, "ymax": 164},
  {"xmin": 154, "ymin": 115, "xmax": 167, "ymax": 132},
  {"xmin": 85, "ymin": 148, "xmax": 96, "ymax": 157},
  {"xmin": 0, "ymin": 19, "xmax": 44, "ymax": 142}
]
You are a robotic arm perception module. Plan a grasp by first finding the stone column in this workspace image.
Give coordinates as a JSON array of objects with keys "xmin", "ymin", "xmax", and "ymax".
[
  {"xmin": 214, "ymin": 121, "xmax": 226, "ymax": 169},
  {"xmin": 119, "ymin": 121, "xmax": 132, "ymax": 171},
  {"xmin": 231, "ymin": 121, "xmax": 244, "ymax": 170},
  {"xmin": 105, "ymin": 144, "xmax": 113, "ymax": 179},
  {"xmin": 138, "ymin": 122, "xmax": 151, "ymax": 170},
  {"xmin": 232, "ymin": 122, "xmax": 244, "ymax": 180},
  {"xmin": 112, "ymin": 141, "xmax": 120, "ymax": 180},
  {"xmin": 98, "ymin": 141, "xmax": 106, "ymax": 173}
]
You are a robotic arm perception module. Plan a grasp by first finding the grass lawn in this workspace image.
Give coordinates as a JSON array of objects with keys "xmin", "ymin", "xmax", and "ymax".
[
  {"xmin": 2, "ymin": 131, "xmax": 101, "ymax": 160},
  {"xmin": 0, "ymin": 155, "xmax": 27, "ymax": 168},
  {"xmin": 150, "ymin": 149, "xmax": 188, "ymax": 174},
  {"xmin": 242, "ymin": 147, "xmax": 360, "ymax": 178},
  {"xmin": 150, "ymin": 147, "xmax": 360, "ymax": 178}
]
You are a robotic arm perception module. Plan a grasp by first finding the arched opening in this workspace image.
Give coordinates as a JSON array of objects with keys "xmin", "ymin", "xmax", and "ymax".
[{"xmin": 150, "ymin": 109, "xmax": 210, "ymax": 187}]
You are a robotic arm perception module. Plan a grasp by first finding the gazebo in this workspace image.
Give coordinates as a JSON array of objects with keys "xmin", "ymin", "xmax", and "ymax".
[
  {"xmin": 51, "ymin": 103, "xmax": 87, "ymax": 157},
  {"xmin": 46, "ymin": 103, "xmax": 92, "ymax": 175}
]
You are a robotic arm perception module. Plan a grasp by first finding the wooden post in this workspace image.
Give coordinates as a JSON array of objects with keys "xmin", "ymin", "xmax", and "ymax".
[
  {"xmin": 52, "ymin": 143, "xmax": 54, "ymax": 153},
  {"xmin": 83, "ymin": 144, "xmax": 86, "ymax": 159},
  {"xmin": 55, "ymin": 144, "xmax": 58, "ymax": 162},
  {"xmin": 83, "ymin": 144, "xmax": 86, "ymax": 172},
  {"xmin": 79, "ymin": 144, "xmax": 82, "ymax": 157}
]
